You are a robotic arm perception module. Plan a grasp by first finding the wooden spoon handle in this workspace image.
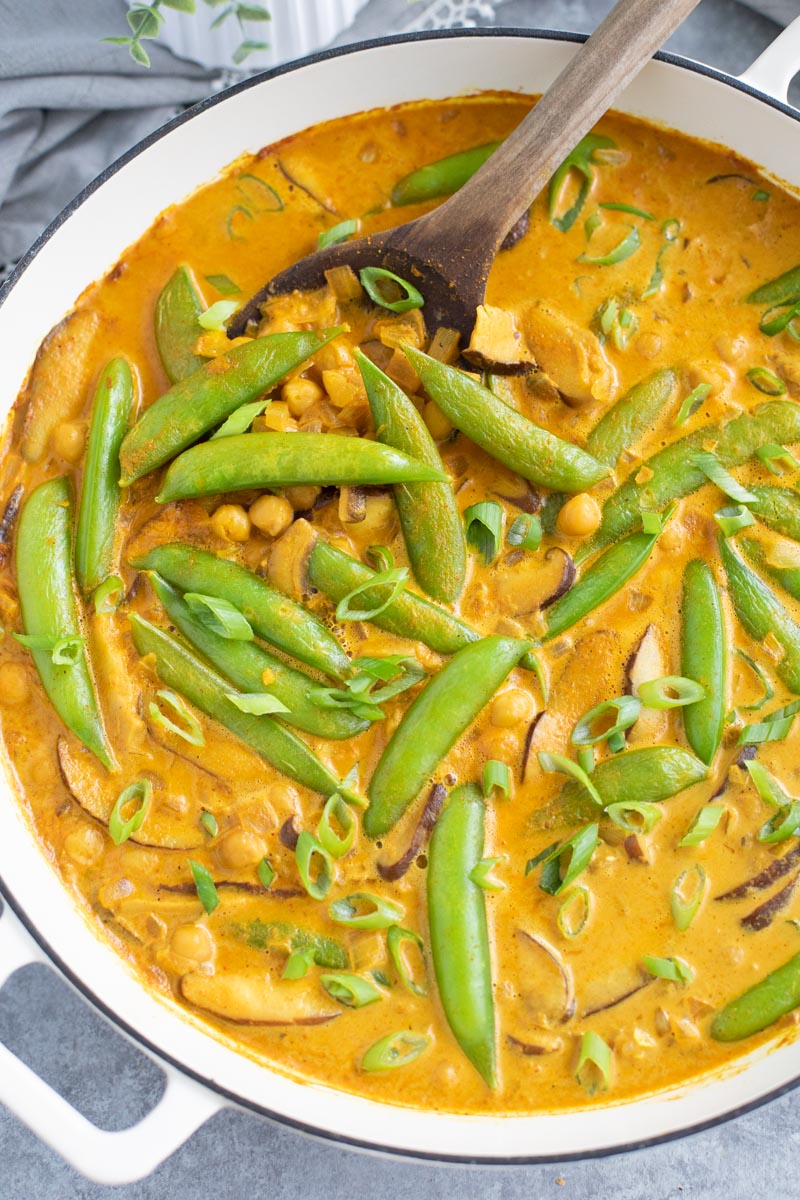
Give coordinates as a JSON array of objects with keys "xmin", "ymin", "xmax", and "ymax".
[{"xmin": 414, "ymin": 0, "xmax": 701, "ymax": 255}]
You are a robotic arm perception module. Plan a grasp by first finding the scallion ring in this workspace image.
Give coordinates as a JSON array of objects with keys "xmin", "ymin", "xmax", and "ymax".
[
  {"xmin": 538, "ymin": 823, "xmax": 599, "ymax": 896},
  {"xmin": 756, "ymin": 443, "xmax": 800, "ymax": 476},
  {"xmin": 674, "ymin": 383, "xmax": 711, "ymax": 426},
  {"xmin": 329, "ymin": 892, "xmax": 404, "ymax": 930},
  {"xmin": 598, "ymin": 202, "xmax": 655, "ymax": 220},
  {"xmin": 538, "ymin": 751, "xmax": 603, "ymax": 806},
  {"xmin": 483, "ymin": 759, "xmax": 510, "ymax": 800},
  {"xmin": 556, "ymin": 886, "xmax": 590, "ymax": 939},
  {"xmin": 637, "ymin": 675, "xmax": 706, "ymax": 710},
  {"xmin": 282, "ymin": 949, "xmax": 315, "ymax": 979},
  {"xmin": 318, "ymin": 218, "xmax": 359, "ymax": 251},
  {"xmin": 295, "ymin": 831, "xmax": 334, "ymax": 901},
  {"xmin": 148, "ymin": 688, "xmax": 205, "ymax": 746},
  {"xmin": 359, "ymin": 267, "xmax": 423, "ymax": 314},
  {"xmin": 714, "ymin": 504, "xmax": 757, "ymax": 537},
  {"xmin": 577, "ymin": 746, "xmax": 595, "ymax": 775},
  {"xmin": 571, "ymin": 695, "xmax": 642, "ymax": 747},
  {"xmin": 507, "ymin": 513, "xmax": 542, "ymax": 551},
  {"xmin": 108, "ymin": 780, "xmax": 152, "ymax": 846},
  {"xmin": 317, "ymin": 793, "xmax": 356, "ymax": 859},
  {"xmin": 335, "ymin": 566, "xmax": 409, "ymax": 622},
  {"xmin": 320, "ymin": 972, "xmax": 382, "ymax": 1007},
  {"xmin": 361, "ymin": 1031, "xmax": 428, "ymax": 1072},
  {"xmin": 642, "ymin": 955, "xmax": 694, "ymax": 984},
  {"xmin": 605, "ymin": 801, "xmax": 663, "ymax": 834},
  {"xmin": 670, "ymin": 864, "xmax": 706, "ymax": 931},
  {"xmin": 575, "ymin": 1030, "xmax": 612, "ymax": 1095},
  {"xmin": 189, "ymin": 859, "xmax": 219, "ymax": 915},
  {"xmin": 211, "ymin": 399, "xmax": 270, "ymax": 440},
  {"xmin": 746, "ymin": 760, "xmax": 792, "ymax": 808},
  {"xmin": 579, "ymin": 224, "xmax": 640, "ymax": 266},
  {"xmin": 198, "ymin": 300, "xmax": 238, "ymax": 331},
  {"xmin": 387, "ymin": 925, "xmax": 427, "ymax": 996},
  {"xmin": 747, "ymin": 366, "xmax": 786, "ymax": 396},
  {"xmin": 678, "ymin": 803, "xmax": 724, "ymax": 847},
  {"xmin": 93, "ymin": 575, "xmax": 124, "ymax": 613},
  {"xmin": 469, "ymin": 855, "xmax": 507, "ymax": 891},
  {"xmin": 464, "ymin": 501, "xmax": 504, "ymax": 565},
  {"xmin": 758, "ymin": 800, "xmax": 800, "ymax": 844},
  {"xmin": 738, "ymin": 700, "xmax": 800, "ymax": 745},
  {"xmin": 736, "ymin": 649, "xmax": 774, "ymax": 711}
]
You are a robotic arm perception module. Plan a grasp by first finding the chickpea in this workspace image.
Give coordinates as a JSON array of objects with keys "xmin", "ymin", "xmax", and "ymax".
[
  {"xmin": 358, "ymin": 494, "xmax": 397, "ymax": 539},
  {"xmin": 491, "ymin": 687, "xmax": 535, "ymax": 728},
  {"xmin": 714, "ymin": 334, "xmax": 749, "ymax": 364},
  {"xmin": 0, "ymin": 661, "xmax": 30, "ymax": 705},
  {"xmin": 423, "ymin": 400, "xmax": 454, "ymax": 441},
  {"xmin": 635, "ymin": 332, "xmax": 662, "ymax": 360},
  {"xmin": 282, "ymin": 376, "xmax": 323, "ymax": 416},
  {"xmin": 170, "ymin": 923, "xmax": 215, "ymax": 964},
  {"xmin": 219, "ymin": 829, "xmax": 266, "ymax": 868},
  {"xmin": 64, "ymin": 824, "xmax": 105, "ymax": 866},
  {"xmin": 556, "ymin": 492, "xmax": 602, "ymax": 538},
  {"xmin": 211, "ymin": 503, "xmax": 251, "ymax": 543},
  {"xmin": 283, "ymin": 485, "xmax": 320, "ymax": 512},
  {"xmin": 51, "ymin": 422, "xmax": 85, "ymax": 463},
  {"xmin": 249, "ymin": 494, "xmax": 294, "ymax": 538}
]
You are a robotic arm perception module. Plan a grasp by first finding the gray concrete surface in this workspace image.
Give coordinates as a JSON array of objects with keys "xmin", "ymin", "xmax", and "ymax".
[{"xmin": 2, "ymin": 0, "xmax": 799, "ymax": 1195}]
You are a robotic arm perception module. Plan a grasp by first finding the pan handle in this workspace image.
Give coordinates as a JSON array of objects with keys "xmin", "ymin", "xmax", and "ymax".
[
  {"xmin": 0, "ymin": 900, "xmax": 223, "ymax": 1184},
  {"xmin": 739, "ymin": 15, "xmax": 800, "ymax": 105}
]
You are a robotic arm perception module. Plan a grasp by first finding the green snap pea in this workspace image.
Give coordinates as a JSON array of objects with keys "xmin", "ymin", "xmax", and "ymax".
[
  {"xmin": 404, "ymin": 348, "xmax": 609, "ymax": 493},
  {"xmin": 154, "ymin": 265, "xmax": 205, "ymax": 384},
  {"xmin": 746, "ymin": 265, "xmax": 800, "ymax": 306},
  {"xmin": 365, "ymin": 637, "xmax": 532, "ymax": 837},
  {"xmin": 391, "ymin": 142, "xmax": 501, "ymax": 206},
  {"xmin": 544, "ymin": 531, "xmax": 658, "ymax": 641},
  {"xmin": 427, "ymin": 783, "xmax": 497, "ymax": 1087},
  {"xmin": 680, "ymin": 560, "xmax": 727, "ymax": 765},
  {"xmin": 581, "ymin": 402, "xmax": 800, "ymax": 560},
  {"xmin": 719, "ymin": 534, "xmax": 800, "ymax": 693},
  {"xmin": 357, "ymin": 351, "xmax": 465, "ymax": 603},
  {"xmin": 148, "ymin": 574, "xmax": 368, "ymax": 740},
  {"xmin": 740, "ymin": 538, "xmax": 800, "ymax": 602},
  {"xmin": 308, "ymin": 540, "xmax": 479, "ymax": 656},
  {"xmin": 533, "ymin": 746, "xmax": 708, "ymax": 830},
  {"xmin": 15, "ymin": 477, "xmax": 114, "ymax": 769},
  {"xmin": 119, "ymin": 328, "xmax": 342, "ymax": 484},
  {"xmin": 131, "ymin": 542, "xmax": 352, "ymax": 681},
  {"xmin": 156, "ymin": 432, "xmax": 446, "ymax": 504},
  {"xmin": 711, "ymin": 950, "xmax": 800, "ymax": 1042},
  {"xmin": 748, "ymin": 486, "xmax": 800, "ymax": 542},
  {"xmin": 75, "ymin": 358, "xmax": 135, "ymax": 593},
  {"xmin": 129, "ymin": 614, "xmax": 353, "ymax": 800},
  {"xmin": 585, "ymin": 369, "xmax": 678, "ymax": 468}
]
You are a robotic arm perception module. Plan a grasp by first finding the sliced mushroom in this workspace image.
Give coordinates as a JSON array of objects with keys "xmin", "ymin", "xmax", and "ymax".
[
  {"xmin": 496, "ymin": 547, "xmax": 575, "ymax": 617},
  {"xmin": 516, "ymin": 930, "xmax": 576, "ymax": 1025},
  {"xmin": 493, "ymin": 478, "xmax": 541, "ymax": 514},
  {"xmin": 500, "ymin": 209, "xmax": 530, "ymax": 251},
  {"xmin": 741, "ymin": 873, "xmax": 800, "ymax": 931},
  {"xmin": 181, "ymin": 972, "xmax": 340, "ymax": 1025},
  {"xmin": 339, "ymin": 486, "xmax": 367, "ymax": 524},
  {"xmin": 377, "ymin": 782, "xmax": 445, "ymax": 881},
  {"xmin": 267, "ymin": 517, "xmax": 317, "ymax": 598},
  {"xmin": 716, "ymin": 842, "xmax": 800, "ymax": 900},
  {"xmin": 0, "ymin": 485, "xmax": 22, "ymax": 568},
  {"xmin": 519, "ymin": 300, "xmax": 616, "ymax": 406},
  {"xmin": 463, "ymin": 304, "xmax": 538, "ymax": 375},
  {"xmin": 625, "ymin": 624, "xmax": 669, "ymax": 746}
]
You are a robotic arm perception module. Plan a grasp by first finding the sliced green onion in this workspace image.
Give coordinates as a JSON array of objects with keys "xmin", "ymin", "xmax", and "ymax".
[
  {"xmin": 739, "ymin": 714, "xmax": 798, "ymax": 745},
  {"xmin": 386, "ymin": 925, "xmax": 427, "ymax": 996},
  {"xmin": 148, "ymin": 688, "xmax": 205, "ymax": 746},
  {"xmin": 318, "ymin": 218, "xmax": 359, "ymax": 251},
  {"xmin": 205, "ymin": 273, "xmax": 241, "ymax": 295},
  {"xmin": 611, "ymin": 307, "xmax": 638, "ymax": 350},
  {"xmin": 469, "ymin": 855, "xmax": 507, "ymax": 891},
  {"xmin": 662, "ymin": 218, "xmax": 681, "ymax": 241},
  {"xmin": 671, "ymin": 864, "xmax": 706, "ymax": 931},
  {"xmin": 538, "ymin": 752, "xmax": 603, "ymax": 806},
  {"xmin": 759, "ymin": 801, "xmax": 800, "ymax": 844},
  {"xmin": 753, "ymin": 189, "xmax": 771, "ymax": 202},
  {"xmin": 577, "ymin": 746, "xmax": 595, "ymax": 775},
  {"xmin": 14, "ymin": 633, "xmax": 84, "ymax": 666},
  {"xmin": 575, "ymin": 1030, "xmax": 612, "ymax": 1095},
  {"xmin": 282, "ymin": 949, "xmax": 315, "ymax": 980},
  {"xmin": 692, "ymin": 451, "xmax": 756, "ymax": 503},
  {"xmin": 521, "ymin": 649, "xmax": 549, "ymax": 705},
  {"xmin": 359, "ymin": 267, "xmax": 423, "ymax": 314},
  {"xmin": 571, "ymin": 695, "xmax": 641, "ymax": 747},
  {"xmin": 599, "ymin": 202, "xmax": 654, "ymax": 220},
  {"xmin": 366, "ymin": 545, "xmax": 394, "ymax": 573},
  {"xmin": 200, "ymin": 811, "xmax": 218, "ymax": 838},
  {"xmin": 642, "ymin": 955, "xmax": 694, "ymax": 984},
  {"xmin": 184, "ymin": 592, "xmax": 253, "ymax": 640},
  {"xmin": 736, "ymin": 649, "xmax": 774, "ymax": 711},
  {"xmin": 350, "ymin": 655, "xmax": 425, "ymax": 706},
  {"xmin": 335, "ymin": 566, "xmax": 408, "ymax": 622},
  {"xmin": 507, "ymin": 513, "xmax": 542, "ymax": 551},
  {"xmin": 483, "ymin": 759, "xmax": 510, "ymax": 800},
  {"xmin": 548, "ymin": 133, "xmax": 618, "ymax": 233},
  {"xmin": 317, "ymin": 793, "xmax": 356, "ymax": 859},
  {"xmin": 756, "ymin": 443, "xmax": 800, "ymax": 475},
  {"xmin": 320, "ymin": 972, "xmax": 382, "ymax": 1007},
  {"xmin": 225, "ymin": 692, "xmax": 290, "ymax": 715},
  {"xmin": 579, "ymin": 224, "xmax": 640, "ymax": 267},
  {"xmin": 295, "ymin": 832, "xmax": 334, "ymax": 901},
  {"xmin": 714, "ymin": 504, "xmax": 757, "ymax": 537},
  {"xmin": 236, "ymin": 174, "xmax": 283, "ymax": 213},
  {"xmin": 584, "ymin": 211, "xmax": 603, "ymax": 240},
  {"xmin": 557, "ymin": 886, "xmax": 590, "ymax": 939},
  {"xmin": 637, "ymin": 675, "xmax": 706, "ymax": 709},
  {"xmin": 329, "ymin": 892, "xmax": 404, "ymax": 930},
  {"xmin": 538, "ymin": 823, "xmax": 599, "ymax": 896},
  {"xmin": 189, "ymin": 859, "xmax": 219, "ymax": 915},
  {"xmin": 525, "ymin": 841, "xmax": 560, "ymax": 875},
  {"xmin": 226, "ymin": 204, "xmax": 253, "ymax": 241},
  {"xmin": 674, "ymin": 383, "xmax": 711, "ymax": 426},
  {"xmin": 93, "ymin": 575, "xmax": 124, "ymax": 613},
  {"xmin": 606, "ymin": 801, "xmax": 663, "ymax": 834},
  {"xmin": 361, "ymin": 1031, "xmax": 428, "ymax": 1072},
  {"xmin": 746, "ymin": 760, "xmax": 791, "ymax": 809},
  {"xmin": 108, "ymin": 780, "xmax": 152, "ymax": 846},
  {"xmin": 211, "ymin": 399, "xmax": 269, "ymax": 439},
  {"xmin": 759, "ymin": 299, "xmax": 800, "ymax": 337},
  {"xmin": 257, "ymin": 857, "xmax": 275, "ymax": 889},
  {"xmin": 464, "ymin": 501, "xmax": 504, "ymax": 565},
  {"xmin": 198, "ymin": 300, "xmax": 238, "ymax": 331},
  {"xmin": 679, "ymin": 804, "xmax": 724, "ymax": 847},
  {"xmin": 747, "ymin": 366, "xmax": 786, "ymax": 396}
]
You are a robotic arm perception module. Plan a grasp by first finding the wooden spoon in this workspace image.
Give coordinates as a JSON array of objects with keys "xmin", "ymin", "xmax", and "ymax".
[{"xmin": 228, "ymin": 0, "xmax": 700, "ymax": 342}]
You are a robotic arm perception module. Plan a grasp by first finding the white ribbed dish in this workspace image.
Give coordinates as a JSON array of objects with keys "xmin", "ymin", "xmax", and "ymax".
[{"xmin": 153, "ymin": 0, "xmax": 370, "ymax": 69}]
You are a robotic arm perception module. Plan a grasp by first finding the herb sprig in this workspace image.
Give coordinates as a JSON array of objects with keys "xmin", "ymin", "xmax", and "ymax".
[{"xmin": 105, "ymin": 0, "xmax": 271, "ymax": 69}]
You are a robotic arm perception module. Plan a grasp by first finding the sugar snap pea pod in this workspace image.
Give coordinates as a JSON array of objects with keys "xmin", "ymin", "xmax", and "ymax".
[
  {"xmin": 719, "ymin": 534, "xmax": 800, "ymax": 693},
  {"xmin": 746, "ymin": 265, "xmax": 800, "ymax": 306},
  {"xmin": 391, "ymin": 141, "xmax": 501, "ymax": 206},
  {"xmin": 357, "ymin": 351, "xmax": 465, "ymax": 603},
  {"xmin": 740, "ymin": 538, "xmax": 800, "ymax": 601},
  {"xmin": 308, "ymin": 540, "xmax": 479, "ymax": 656},
  {"xmin": 427, "ymin": 783, "xmax": 497, "ymax": 1087},
  {"xmin": 129, "ymin": 614, "xmax": 351, "ymax": 799},
  {"xmin": 119, "ymin": 327, "xmax": 343, "ymax": 485},
  {"xmin": 680, "ymin": 560, "xmax": 727, "ymax": 765},
  {"xmin": 711, "ymin": 950, "xmax": 800, "ymax": 1042},
  {"xmin": 15, "ymin": 477, "xmax": 115, "ymax": 770},
  {"xmin": 533, "ymin": 746, "xmax": 707, "ymax": 831},
  {"xmin": 157, "ymin": 432, "xmax": 446, "ymax": 503},
  {"xmin": 154, "ymin": 265, "xmax": 205, "ymax": 384},
  {"xmin": 582, "ymin": 402, "xmax": 800, "ymax": 559},
  {"xmin": 148, "ymin": 574, "xmax": 368, "ymax": 740},
  {"xmin": 748, "ymin": 486, "xmax": 800, "ymax": 542},
  {"xmin": 131, "ymin": 542, "xmax": 352, "ymax": 681},
  {"xmin": 404, "ymin": 348, "xmax": 609, "ymax": 493},
  {"xmin": 75, "ymin": 358, "xmax": 135, "ymax": 593},
  {"xmin": 585, "ymin": 369, "xmax": 677, "ymax": 468},
  {"xmin": 365, "ymin": 637, "xmax": 532, "ymax": 837},
  {"xmin": 544, "ymin": 531, "xmax": 657, "ymax": 641}
]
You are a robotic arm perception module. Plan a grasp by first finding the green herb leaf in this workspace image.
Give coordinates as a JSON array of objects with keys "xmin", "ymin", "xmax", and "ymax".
[{"xmin": 189, "ymin": 859, "xmax": 220, "ymax": 914}]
